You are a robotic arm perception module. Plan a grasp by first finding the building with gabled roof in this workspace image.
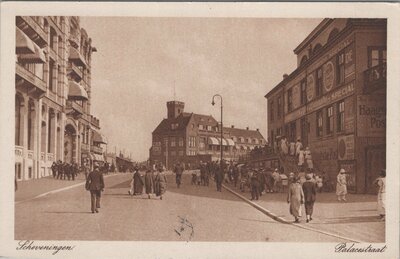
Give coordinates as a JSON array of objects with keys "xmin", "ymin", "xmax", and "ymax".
[{"xmin": 150, "ymin": 101, "xmax": 266, "ymax": 169}]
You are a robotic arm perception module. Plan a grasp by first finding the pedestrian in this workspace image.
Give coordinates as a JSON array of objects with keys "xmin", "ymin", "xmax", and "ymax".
[
  {"xmin": 302, "ymin": 174, "xmax": 317, "ymax": 223},
  {"xmin": 144, "ymin": 168, "xmax": 154, "ymax": 199},
  {"xmin": 265, "ymin": 169, "xmax": 274, "ymax": 193},
  {"xmin": 272, "ymin": 168, "xmax": 281, "ymax": 192},
  {"xmin": 85, "ymin": 166, "xmax": 105, "ymax": 213},
  {"xmin": 315, "ymin": 174, "xmax": 323, "ymax": 193},
  {"xmin": 57, "ymin": 161, "xmax": 64, "ymax": 180},
  {"xmin": 233, "ymin": 165, "xmax": 239, "ymax": 187},
  {"xmin": 257, "ymin": 168, "xmax": 265, "ymax": 196},
  {"xmin": 374, "ymin": 169, "xmax": 386, "ymax": 221},
  {"xmin": 174, "ymin": 162, "xmax": 184, "ymax": 188},
  {"xmin": 295, "ymin": 138, "xmax": 303, "ymax": 157},
  {"xmin": 214, "ymin": 164, "xmax": 223, "ymax": 192},
  {"xmin": 133, "ymin": 166, "xmax": 144, "ymax": 195},
  {"xmin": 287, "ymin": 177, "xmax": 304, "ymax": 223},
  {"xmin": 304, "ymin": 147, "xmax": 314, "ymax": 171},
  {"xmin": 154, "ymin": 167, "xmax": 167, "ymax": 200},
  {"xmin": 51, "ymin": 162, "xmax": 57, "ymax": 178},
  {"xmin": 250, "ymin": 170, "xmax": 260, "ymax": 201},
  {"xmin": 336, "ymin": 168, "xmax": 347, "ymax": 201}
]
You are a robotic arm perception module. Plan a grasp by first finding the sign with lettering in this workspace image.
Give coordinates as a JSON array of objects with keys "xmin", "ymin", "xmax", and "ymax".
[
  {"xmin": 307, "ymin": 81, "xmax": 355, "ymax": 113},
  {"xmin": 306, "ymin": 74, "xmax": 315, "ymax": 102},
  {"xmin": 357, "ymin": 95, "xmax": 386, "ymax": 137},
  {"xmin": 338, "ymin": 134, "xmax": 355, "ymax": 160},
  {"xmin": 323, "ymin": 61, "xmax": 335, "ymax": 92},
  {"xmin": 284, "ymin": 106, "xmax": 306, "ymax": 124}
]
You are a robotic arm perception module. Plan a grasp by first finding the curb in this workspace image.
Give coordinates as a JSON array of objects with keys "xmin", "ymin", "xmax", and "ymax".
[
  {"xmin": 15, "ymin": 173, "xmax": 122, "ymax": 205},
  {"xmin": 222, "ymin": 184, "xmax": 364, "ymax": 243}
]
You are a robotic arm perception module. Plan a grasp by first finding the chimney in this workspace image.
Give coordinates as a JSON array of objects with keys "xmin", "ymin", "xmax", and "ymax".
[
  {"xmin": 283, "ymin": 73, "xmax": 289, "ymax": 79},
  {"xmin": 246, "ymin": 127, "xmax": 249, "ymax": 130},
  {"xmin": 231, "ymin": 125, "xmax": 235, "ymax": 128}
]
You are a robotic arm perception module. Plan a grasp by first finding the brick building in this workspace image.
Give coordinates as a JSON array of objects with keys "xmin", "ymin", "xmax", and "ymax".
[
  {"xmin": 265, "ymin": 18, "xmax": 386, "ymax": 193},
  {"xmin": 150, "ymin": 101, "xmax": 266, "ymax": 169},
  {"xmin": 15, "ymin": 16, "xmax": 107, "ymax": 181}
]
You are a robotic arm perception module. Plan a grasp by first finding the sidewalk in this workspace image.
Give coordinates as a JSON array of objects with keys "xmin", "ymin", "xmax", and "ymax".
[
  {"xmin": 15, "ymin": 172, "xmax": 121, "ymax": 203},
  {"xmin": 224, "ymin": 182, "xmax": 385, "ymax": 243}
]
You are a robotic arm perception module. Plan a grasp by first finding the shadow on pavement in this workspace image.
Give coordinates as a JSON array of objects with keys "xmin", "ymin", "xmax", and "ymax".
[{"xmin": 313, "ymin": 215, "xmax": 381, "ymax": 224}]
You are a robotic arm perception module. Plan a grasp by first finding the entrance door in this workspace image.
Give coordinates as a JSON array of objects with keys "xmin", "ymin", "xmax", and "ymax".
[{"xmin": 365, "ymin": 146, "xmax": 386, "ymax": 194}]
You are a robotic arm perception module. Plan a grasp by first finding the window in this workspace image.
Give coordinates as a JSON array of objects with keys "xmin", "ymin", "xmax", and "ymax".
[
  {"xmin": 171, "ymin": 151, "xmax": 176, "ymax": 156},
  {"xmin": 300, "ymin": 80, "xmax": 307, "ymax": 105},
  {"xmin": 187, "ymin": 150, "xmax": 196, "ymax": 156},
  {"xmin": 15, "ymin": 96, "xmax": 22, "ymax": 146},
  {"xmin": 50, "ymin": 27, "xmax": 57, "ymax": 50},
  {"xmin": 199, "ymin": 124, "xmax": 204, "ymax": 130},
  {"xmin": 270, "ymin": 100, "xmax": 274, "ymax": 121},
  {"xmin": 316, "ymin": 67, "xmax": 323, "ymax": 97},
  {"xmin": 188, "ymin": 136, "xmax": 196, "ymax": 147},
  {"xmin": 277, "ymin": 96, "xmax": 282, "ymax": 118},
  {"xmin": 207, "ymin": 125, "xmax": 212, "ymax": 131},
  {"xmin": 337, "ymin": 100, "xmax": 345, "ymax": 132},
  {"xmin": 170, "ymin": 137, "xmax": 176, "ymax": 147},
  {"xmin": 300, "ymin": 117, "xmax": 307, "ymax": 146},
  {"xmin": 178, "ymin": 137, "xmax": 184, "ymax": 147},
  {"xmin": 171, "ymin": 123, "xmax": 179, "ymax": 130},
  {"xmin": 326, "ymin": 106, "xmax": 334, "ymax": 134},
  {"xmin": 287, "ymin": 89, "xmax": 293, "ymax": 112},
  {"xmin": 316, "ymin": 110, "xmax": 323, "ymax": 137},
  {"xmin": 178, "ymin": 151, "xmax": 184, "ymax": 156},
  {"xmin": 48, "ymin": 59, "xmax": 55, "ymax": 91},
  {"xmin": 369, "ymin": 47, "xmax": 387, "ymax": 68},
  {"xmin": 276, "ymin": 127, "xmax": 282, "ymax": 137},
  {"xmin": 336, "ymin": 51, "xmax": 345, "ymax": 85},
  {"xmin": 199, "ymin": 137, "xmax": 206, "ymax": 149}
]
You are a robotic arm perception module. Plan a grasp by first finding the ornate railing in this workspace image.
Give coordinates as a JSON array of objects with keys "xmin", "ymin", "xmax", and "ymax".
[{"xmin": 364, "ymin": 63, "xmax": 386, "ymax": 93}]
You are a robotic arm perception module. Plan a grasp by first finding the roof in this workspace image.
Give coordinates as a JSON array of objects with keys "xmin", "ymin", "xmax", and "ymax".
[
  {"xmin": 223, "ymin": 127, "xmax": 266, "ymax": 141},
  {"xmin": 152, "ymin": 113, "xmax": 193, "ymax": 135},
  {"xmin": 293, "ymin": 19, "xmax": 332, "ymax": 55},
  {"xmin": 191, "ymin": 113, "xmax": 218, "ymax": 126}
]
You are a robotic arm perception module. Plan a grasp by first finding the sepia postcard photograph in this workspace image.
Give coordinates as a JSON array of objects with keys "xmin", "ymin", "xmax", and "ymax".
[{"xmin": 0, "ymin": 2, "xmax": 399, "ymax": 259}]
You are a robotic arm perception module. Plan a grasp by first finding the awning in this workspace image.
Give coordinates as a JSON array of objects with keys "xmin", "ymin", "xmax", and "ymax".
[
  {"xmin": 16, "ymin": 28, "xmax": 35, "ymax": 54},
  {"xmin": 208, "ymin": 137, "xmax": 219, "ymax": 145},
  {"xmin": 69, "ymin": 47, "xmax": 87, "ymax": 67},
  {"xmin": 93, "ymin": 130, "xmax": 107, "ymax": 144},
  {"xmin": 216, "ymin": 138, "xmax": 228, "ymax": 146},
  {"xmin": 68, "ymin": 81, "xmax": 88, "ymax": 101},
  {"xmin": 18, "ymin": 41, "xmax": 46, "ymax": 63},
  {"xmin": 226, "ymin": 138, "xmax": 235, "ymax": 146}
]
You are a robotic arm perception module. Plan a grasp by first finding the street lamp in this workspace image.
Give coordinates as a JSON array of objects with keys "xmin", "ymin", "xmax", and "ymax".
[{"xmin": 212, "ymin": 94, "xmax": 223, "ymax": 173}]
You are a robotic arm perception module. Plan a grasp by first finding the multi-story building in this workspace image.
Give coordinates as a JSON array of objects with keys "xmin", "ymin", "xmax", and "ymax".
[
  {"xmin": 265, "ymin": 18, "xmax": 386, "ymax": 193},
  {"xmin": 15, "ymin": 16, "xmax": 107, "ymax": 181},
  {"xmin": 150, "ymin": 101, "xmax": 266, "ymax": 169}
]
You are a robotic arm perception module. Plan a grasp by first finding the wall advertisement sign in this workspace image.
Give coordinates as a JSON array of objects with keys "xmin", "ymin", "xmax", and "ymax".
[
  {"xmin": 323, "ymin": 61, "xmax": 335, "ymax": 92},
  {"xmin": 306, "ymin": 74, "xmax": 315, "ymax": 102},
  {"xmin": 345, "ymin": 43, "xmax": 355, "ymax": 79},
  {"xmin": 357, "ymin": 95, "xmax": 386, "ymax": 137},
  {"xmin": 338, "ymin": 134, "xmax": 355, "ymax": 160}
]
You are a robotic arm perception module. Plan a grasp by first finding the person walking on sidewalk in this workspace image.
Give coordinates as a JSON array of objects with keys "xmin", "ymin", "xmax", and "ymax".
[
  {"xmin": 133, "ymin": 166, "xmax": 144, "ymax": 195},
  {"xmin": 144, "ymin": 168, "xmax": 154, "ymax": 199},
  {"xmin": 374, "ymin": 169, "xmax": 386, "ymax": 221},
  {"xmin": 51, "ymin": 162, "xmax": 57, "ymax": 178},
  {"xmin": 336, "ymin": 169, "xmax": 347, "ymax": 201},
  {"xmin": 174, "ymin": 162, "xmax": 184, "ymax": 188},
  {"xmin": 250, "ymin": 169, "xmax": 260, "ymax": 201},
  {"xmin": 215, "ymin": 164, "xmax": 223, "ymax": 192},
  {"xmin": 302, "ymin": 174, "xmax": 317, "ymax": 223},
  {"xmin": 154, "ymin": 167, "xmax": 167, "ymax": 200},
  {"xmin": 85, "ymin": 166, "xmax": 105, "ymax": 213},
  {"xmin": 287, "ymin": 177, "xmax": 304, "ymax": 223}
]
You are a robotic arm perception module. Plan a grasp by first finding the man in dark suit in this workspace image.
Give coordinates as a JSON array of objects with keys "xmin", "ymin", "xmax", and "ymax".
[
  {"xmin": 86, "ymin": 166, "xmax": 105, "ymax": 213},
  {"xmin": 302, "ymin": 174, "xmax": 317, "ymax": 223}
]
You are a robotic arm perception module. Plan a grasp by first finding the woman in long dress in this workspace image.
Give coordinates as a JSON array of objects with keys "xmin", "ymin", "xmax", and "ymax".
[
  {"xmin": 144, "ymin": 169, "xmax": 154, "ymax": 199},
  {"xmin": 374, "ymin": 169, "xmax": 386, "ymax": 220},
  {"xmin": 154, "ymin": 168, "xmax": 167, "ymax": 200},
  {"xmin": 336, "ymin": 169, "xmax": 347, "ymax": 201},
  {"xmin": 287, "ymin": 177, "xmax": 304, "ymax": 223},
  {"xmin": 133, "ymin": 168, "xmax": 144, "ymax": 195}
]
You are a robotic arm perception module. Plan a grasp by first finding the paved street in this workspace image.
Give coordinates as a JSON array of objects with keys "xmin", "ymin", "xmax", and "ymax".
[{"xmin": 15, "ymin": 172, "xmax": 352, "ymax": 242}]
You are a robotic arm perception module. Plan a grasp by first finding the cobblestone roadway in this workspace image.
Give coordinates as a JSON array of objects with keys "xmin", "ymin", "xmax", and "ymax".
[{"xmin": 15, "ymin": 173, "xmax": 349, "ymax": 242}]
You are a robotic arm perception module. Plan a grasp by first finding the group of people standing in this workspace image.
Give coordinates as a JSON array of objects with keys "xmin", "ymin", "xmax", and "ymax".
[
  {"xmin": 128, "ymin": 165, "xmax": 167, "ymax": 200},
  {"xmin": 51, "ymin": 160, "xmax": 80, "ymax": 181}
]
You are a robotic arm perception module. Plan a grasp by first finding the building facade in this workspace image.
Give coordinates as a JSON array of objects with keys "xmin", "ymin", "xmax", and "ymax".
[
  {"xmin": 150, "ymin": 101, "xmax": 266, "ymax": 169},
  {"xmin": 15, "ymin": 16, "xmax": 107, "ymax": 181},
  {"xmin": 265, "ymin": 18, "xmax": 386, "ymax": 193}
]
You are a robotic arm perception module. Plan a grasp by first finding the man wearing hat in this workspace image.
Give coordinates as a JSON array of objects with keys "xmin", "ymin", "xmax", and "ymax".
[
  {"xmin": 86, "ymin": 166, "xmax": 105, "ymax": 213},
  {"xmin": 250, "ymin": 169, "xmax": 260, "ymax": 201},
  {"xmin": 374, "ymin": 169, "xmax": 386, "ymax": 220},
  {"xmin": 302, "ymin": 174, "xmax": 317, "ymax": 223},
  {"xmin": 336, "ymin": 168, "xmax": 347, "ymax": 201}
]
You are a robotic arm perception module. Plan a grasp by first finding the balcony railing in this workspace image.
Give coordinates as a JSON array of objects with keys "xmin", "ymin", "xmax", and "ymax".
[
  {"xmin": 364, "ymin": 63, "xmax": 386, "ymax": 93},
  {"xmin": 66, "ymin": 100, "xmax": 83, "ymax": 117},
  {"xmin": 15, "ymin": 146, "xmax": 23, "ymax": 157},
  {"xmin": 67, "ymin": 63, "xmax": 83, "ymax": 81},
  {"xmin": 16, "ymin": 63, "xmax": 47, "ymax": 96},
  {"xmin": 91, "ymin": 145, "xmax": 103, "ymax": 154},
  {"xmin": 16, "ymin": 16, "xmax": 48, "ymax": 48}
]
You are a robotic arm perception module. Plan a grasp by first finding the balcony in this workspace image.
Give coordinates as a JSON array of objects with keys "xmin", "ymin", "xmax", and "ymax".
[
  {"xmin": 90, "ymin": 145, "xmax": 103, "ymax": 154},
  {"xmin": 67, "ymin": 63, "xmax": 83, "ymax": 82},
  {"xmin": 15, "ymin": 63, "xmax": 46, "ymax": 98},
  {"xmin": 15, "ymin": 146, "xmax": 23, "ymax": 157},
  {"xmin": 66, "ymin": 100, "xmax": 83, "ymax": 119},
  {"xmin": 90, "ymin": 116, "xmax": 100, "ymax": 128},
  {"xmin": 364, "ymin": 63, "xmax": 386, "ymax": 93},
  {"xmin": 16, "ymin": 16, "xmax": 47, "ymax": 48}
]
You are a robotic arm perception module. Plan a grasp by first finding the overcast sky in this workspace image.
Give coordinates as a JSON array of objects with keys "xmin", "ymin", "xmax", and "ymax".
[{"xmin": 80, "ymin": 17, "xmax": 321, "ymax": 161}]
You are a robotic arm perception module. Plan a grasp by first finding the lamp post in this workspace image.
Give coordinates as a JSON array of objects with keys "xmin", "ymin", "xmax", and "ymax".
[{"xmin": 212, "ymin": 94, "xmax": 223, "ymax": 172}]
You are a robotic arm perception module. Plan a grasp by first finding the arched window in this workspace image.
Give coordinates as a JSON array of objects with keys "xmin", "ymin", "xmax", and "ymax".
[
  {"xmin": 300, "ymin": 55, "xmax": 308, "ymax": 66},
  {"xmin": 313, "ymin": 43, "xmax": 322, "ymax": 55},
  {"xmin": 328, "ymin": 28, "xmax": 339, "ymax": 42}
]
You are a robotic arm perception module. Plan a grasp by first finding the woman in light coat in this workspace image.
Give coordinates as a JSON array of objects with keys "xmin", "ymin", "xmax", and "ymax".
[
  {"xmin": 287, "ymin": 177, "xmax": 305, "ymax": 223},
  {"xmin": 336, "ymin": 168, "xmax": 347, "ymax": 201},
  {"xmin": 374, "ymin": 169, "xmax": 386, "ymax": 220}
]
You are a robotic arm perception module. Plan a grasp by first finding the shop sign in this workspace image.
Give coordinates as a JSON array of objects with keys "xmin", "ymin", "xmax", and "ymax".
[
  {"xmin": 357, "ymin": 95, "xmax": 386, "ymax": 137},
  {"xmin": 307, "ymin": 81, "xmax": 355, "ymax": 113},
  {"xmin": 323, "ymin": 61, "xmax": 335, "ymax": 92},
  {"xmin": 338, "ymin": 134, "xmax": 355, "ymax": 160},
  {"xmin": 306, "ymin": 74, "xmax": 315, "ymax": 102}
]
